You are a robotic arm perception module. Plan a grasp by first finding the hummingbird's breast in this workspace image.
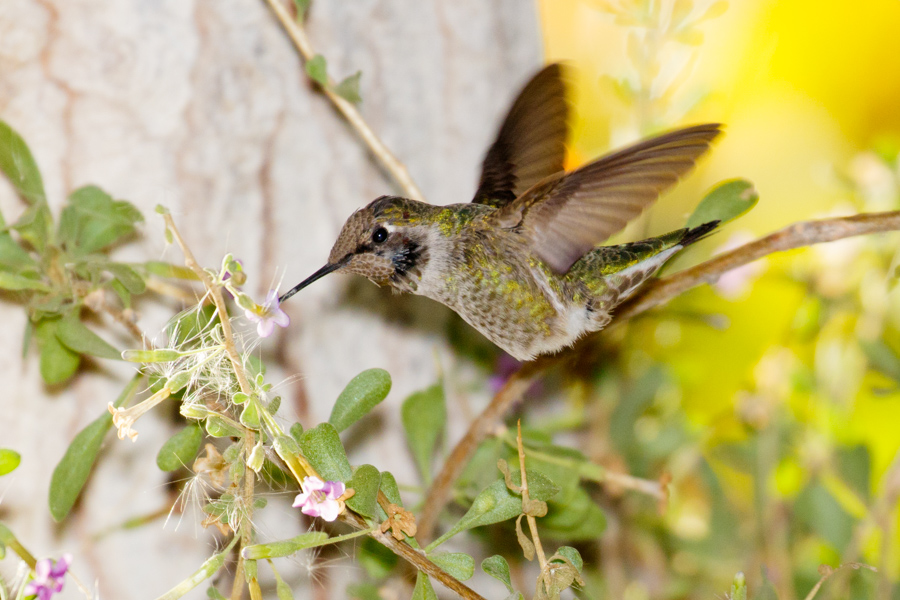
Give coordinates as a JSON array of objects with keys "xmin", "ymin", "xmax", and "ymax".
[{"xmin": 414, "ymin": 206, "xmax": 604, "ymax": 361}]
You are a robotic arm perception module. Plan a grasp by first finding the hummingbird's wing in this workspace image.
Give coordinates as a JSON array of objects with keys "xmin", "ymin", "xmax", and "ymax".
[
  {"xmin": 472, "ymin": 63, "xmax": 569, "ymax": 208},
  {"xmin": 490, "ymin": 123, "xmax": 722, "ymax": 273}
]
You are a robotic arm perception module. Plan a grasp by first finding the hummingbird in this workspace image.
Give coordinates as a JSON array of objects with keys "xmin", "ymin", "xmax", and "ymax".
[{"xmin": 281, "ymin": 64, "xmax": 722, "ymax": 361}]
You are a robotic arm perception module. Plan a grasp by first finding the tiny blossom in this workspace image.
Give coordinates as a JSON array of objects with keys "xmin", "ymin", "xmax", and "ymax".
[
  {"xmin": 24, "ymin": 554, "xmax": 72, "ymax": 600},
  {"xmin": 244, "ymin": 290, "xmax": 290, "ymax": 338},
  {"xmin": 292, "ymin": 476, "xmax": 346, "ymax": 521}
]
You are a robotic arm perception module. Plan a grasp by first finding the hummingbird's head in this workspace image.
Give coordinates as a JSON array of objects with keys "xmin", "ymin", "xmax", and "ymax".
[{"xmin": 281, "ymin": 196, "xmax": 437, "ymax": 302}]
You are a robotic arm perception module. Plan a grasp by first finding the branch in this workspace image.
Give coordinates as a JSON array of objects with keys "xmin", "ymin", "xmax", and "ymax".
[
  {"xmin": 263, "ymin": 0, "xmax": 425, "ymax": 201},
  {"xmin": 339, "ymin": 511, "xmax": 487, "ymax": 600},
  {"xmin": 616, "ymin": 211, "xmax": 900, "ymax": 319},
  {"xmin": 418, "ymin": 210, "xmax": 900, "ymax": 543}
]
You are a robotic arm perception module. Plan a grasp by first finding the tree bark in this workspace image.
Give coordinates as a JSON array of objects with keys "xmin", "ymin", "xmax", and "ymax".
[{"xmin": 0, "ymin": 1, "xmax": 541, "ymax": 597}]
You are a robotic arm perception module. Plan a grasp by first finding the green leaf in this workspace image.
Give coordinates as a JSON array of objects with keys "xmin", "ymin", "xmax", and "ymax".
[
  {"xmin": 143, "ymin": 261, "xmax": 198, "ymax": 280},
  {"xmin": 205, "ymin": 416, "xmax": 243, "ymax": 438},
  {"xmin": 35, "ymin": 318, "xmax": 80, "ymax": 385},
  {"xmin": 56, "ymin": 314, "xmax": 122, "ymax": 360},
  {"xmin": 378, "ymin": 471, "xmax": 403, "ymax": 506},
  {"xmin": 106, "ymin": 263, "xmax": 146, "ymax": 294},
  {"xmin": 860, "ymin": 340, "xmax": 900, "ymax": 382},
  {"xmin": 239, "ymin": 401, "xmax": 261, "ymax": 429},
  {"xmin": 289, "ymin": 422, "xmax": 304, "ymax": 445},
  {"xmin": 345, "ymin": 464, "xmax": 380, "ymax": 518},
  {"xmin": 241, "ymin": 532, "xmax": 330, "ymax": 559},
  {"xmin": 795, "ymin": 482, "xmax": 853, "ymax": 550},
  {"xmin": 0, "ymin": 271, "xmax": 49, "ymax": 292},
  {"xmin": 156, "ymin": 424, "xmax": 203, "ymax": 471},
  {"xmin": 328, "ymin": 368, "xmax": 391, "ymax": 432},
  {"xmin": 0, "ymin": 118, "xmax": 46, "ymax": 204},
  {"xmin": 481, "ymin": 555, "xmax": 515, "ymax": 593},
  {"xmin": 411, "ymin": 572, "xmax": 438, "ymax": 600},
  {"xmin": 357, "ymin": 538, "xmax": 399, "ymax": 580},
  {"xmin": 0, "ymin": 230, "xmax": 37, "ymax": 272},
  {"xmin": 505, "ymin": 467, "xmax": 560, "ymax": 502},
  {"xmin": 0, "ymin": 449, "xmax": 21, "ymax": 476},
  {"xmin": 401, "ymin": 384, "xmax": 445, "ymax": 484},
  {"xmin": 306, "ymin": 54, "xmax": 328, "ymax": 87},
  {"xmin": 58, "ymin": 185, "xmax": 143, "ymax": 254},
  {"xmin": 12, "ymin": 201, "xmax": 52, "ymax": 252},
  {"xmin": 551, "ymin": 546, "xmax": 583, "ymax": 571},
  {"xmin": 293, "ymin": 0, "xmax": 310, "ymax": 21},
  {"xmin": 299, "ymin": 423, "xmax": 352, "ymax": 482},
  {"xmin": 49, "ymin": 376, "xmax": 141, "ymax": 521},
  {"xmin": 540, "ymin": 487, "xmax": 606, "ymax": 541},
  {"xmin": 428, "ymin": 552, "xmax": 474, "ymax": 581},
  {"xmin": 333, "ymin": 72, "xmax": 362, "ymax": 104},
  {"xmin": 427, "ymin": 479, "xmax": 522, "ymax": 551},
  {"xmin": 731, "ymin": 572, "xmax": 748, "ymax": 600},
  {"xmin": 686, "ymin": 178, "xmax": 758, "ymax": 228}
]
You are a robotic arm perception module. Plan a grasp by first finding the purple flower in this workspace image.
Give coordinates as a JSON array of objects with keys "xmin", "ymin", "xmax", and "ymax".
[
  {"xmin": 24, "ymin": 554, "xmax": 71, "ymax": 600},
  {"xmin": 244, "ymin": 290, "xmax": 290, "ymax": 337},
  {"xmin": 292, "ymin": 476, "xmax": 346, "ymax": 521}
]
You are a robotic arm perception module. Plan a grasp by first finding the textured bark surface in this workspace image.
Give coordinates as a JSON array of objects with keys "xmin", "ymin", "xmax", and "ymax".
[{"xmin": 0, "ymin": 1, "xmax": 540, "ymax": 597}]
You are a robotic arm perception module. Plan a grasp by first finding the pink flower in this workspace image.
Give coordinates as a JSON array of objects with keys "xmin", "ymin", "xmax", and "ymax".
[
  {"xmin": 24, "ymin": 554, "xmax": 71, "ymax": 600},
  {"xmin": 292, "ymin": 476, "xmax": 346, "ymax": 521},
  {"xmin": 244, "ymin": 290, "xmax": 290, "ymax": 337}
]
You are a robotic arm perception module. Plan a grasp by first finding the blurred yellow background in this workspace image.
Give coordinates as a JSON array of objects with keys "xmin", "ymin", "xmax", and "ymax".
[{"xmin": 538, "ymin": 1, "xmax": 900, "ymax": 592}]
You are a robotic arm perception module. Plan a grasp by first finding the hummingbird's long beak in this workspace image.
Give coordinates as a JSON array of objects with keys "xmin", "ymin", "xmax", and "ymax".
[{"xmin": 279, "ymin": 262, "xmax": 343, "ymax": 303}]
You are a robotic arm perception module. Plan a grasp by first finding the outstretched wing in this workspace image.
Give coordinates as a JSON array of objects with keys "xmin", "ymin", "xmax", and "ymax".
[
  {"xmin": 491, "ymin": 123, "xmax": 723, "ymax": 273},
  {"xmin": 472, "ymin": 63, "xmax": 569, "ymax": 208}
]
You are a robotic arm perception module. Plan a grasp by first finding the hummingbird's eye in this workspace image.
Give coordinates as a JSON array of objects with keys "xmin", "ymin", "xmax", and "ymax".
[{"xmin": 372, "ymin": 227, "xmax": 388, "ymax": 244}]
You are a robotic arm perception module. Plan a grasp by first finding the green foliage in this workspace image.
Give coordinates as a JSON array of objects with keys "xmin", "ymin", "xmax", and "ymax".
[
  {"xmin": 345, "ymin": 464, "xmax": 381, "ymax": 518},
  {"xmin": 58, "ymin": 185, "xmax": 143, "ymax": 255},
  {"xmin": 428, "ymin": 552, "xmax": 474, "ymax": 581},
  {"xmin": 411, "ymin": 572, "xmax": 438, "ymax": 600},
  {"xmin": 49, "ymin": 376, "xmax": 141, "ymax": 521},
  {"xmin": 55, "ymin": 313, "xmax": 121, "ymax": 360},
  {"xmin": 428, "ymin": 479, "xmax": 523, "ymax": 551},
  {"xmin": 299, "ymin": 423, "xmax": 353, "ymax": 482},
  {"xmin": 481, "ymin": 555, "xmax": 515, "ymax": 593},
  {"xmin": 401, "ymin": 383, "xmax": 446, "ymax": 483},
  {"xmin": 305, "ymin": 55, "xmax": 328, "ymax": 86},
  {"xmin": 35, "ymin": 318, "xmax": 80, "ymax": 385},
  {"xmin": 0, "ymin": 449, "xmax": 21, "ymax": 476},
  {"xmin": 334, "ymin": 72, "xmax": 363, "ymax": 104},
  {"xmin": 329, "ymin": 368, "xmax": 392, "ymax": 432},
  {"xmin": 0, "ymin": 119, "xmax": 46, "ymax": 205},
  {"xmin": 686, "ymin": 178, "xmax": 759, "ymax": 228},
  {"xmin": 156, "ymin": 424, "xmax": 204, "ymax": 472}
]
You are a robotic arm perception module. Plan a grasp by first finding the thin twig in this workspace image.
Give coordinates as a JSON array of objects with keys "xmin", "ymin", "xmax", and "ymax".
[
  {"xmin": 616, "ymin": 211, "xmax": 900, "ymax": 320},
  {"xmin": 339, "ymin": 511, "xmax": 487, "ymax": 600},
  {"xmin": 802, "ymin": 564, "xmax": 876, "ymax": 600},
  {"xmin": 418, "ymin": 361, "xmax": 544, "ymax": 541},
  {"xmin": 517, "ymin": 422, "xmax": 547, "ymax": 568},
  {"xmin": 161, "ymin": 213, "xmax": 258, "ymax": 600},
  {"xmin": 263, "ymin": 0, "xmax": 425, "ymax": 200},
  {"xmin": 419, "ymin": 210, "xmax": 900, "ymax": 543}
]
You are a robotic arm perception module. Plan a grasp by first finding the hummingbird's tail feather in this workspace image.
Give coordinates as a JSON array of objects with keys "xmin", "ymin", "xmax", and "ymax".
[{"xmin": 678, "ymin": 220, "xmax": 721, "ymax": 247}]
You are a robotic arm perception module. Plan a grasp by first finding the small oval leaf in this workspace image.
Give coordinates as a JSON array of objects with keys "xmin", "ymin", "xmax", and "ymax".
[
  {"xmin": 299, "ymin": 423, "xmax": 353, "ymax": 482},
  {"xmin": 345, "ymin": 464, "xmax": 381, "ymax": 519},
  {"xmin": 328, "ymin": 368, "xmax": 391, "ymax": 433},
  {"xmin": 401, "ymin": 384, "xmax": 445, "ymax": 484},
  {"xmin": 56, "ymin": 314, "xmax": 122, "ymax": 360},
  {"xmin": 0, "ymin": 449, "xmax": 21, "ymax": 476},
  {"xmin": 428, "ymin": 552, "xmax": 474, "ymax": 581},
  {"xmin": 156, "ymin": 424, "xmax": 203, "ymax": 471},
  {"xmin": 49, "ymin": 377, "xmax": 141, "ymax": 521},
  {"xmin": 687, "ymin": 178, "xmax": 759, "ymax": 228}
]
